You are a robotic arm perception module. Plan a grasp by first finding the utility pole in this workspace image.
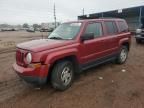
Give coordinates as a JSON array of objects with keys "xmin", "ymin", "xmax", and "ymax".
[
  {"xmin": 139, "ymin": 6, "xmax": 142, "ymax": 27},
  {"xmin": 54, "ymin": 3, "xmax": 57, "ymax": 28},
  {"xmin": 82, "ymin": 8, "xmax": 85, "ymax": 16}
]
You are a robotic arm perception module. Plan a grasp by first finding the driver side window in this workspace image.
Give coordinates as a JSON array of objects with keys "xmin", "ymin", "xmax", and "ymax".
[{"xmin": 85, "ymin": 22, "xmax": 103, "ymax": 37}]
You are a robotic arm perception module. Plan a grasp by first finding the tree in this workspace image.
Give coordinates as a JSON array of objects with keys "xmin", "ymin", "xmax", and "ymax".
[
  {"xmin": 23, "ymin": 23, "xmax": 29, "ymax": 28},
  {"xmin": 33, "ymin": 24, "xmax": 41, "ymax": 30}
]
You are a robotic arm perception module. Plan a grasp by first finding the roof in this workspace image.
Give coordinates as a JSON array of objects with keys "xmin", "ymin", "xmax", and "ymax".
[
  {"xmin": 78, "ymin": 5, "xmax": 144, "ymax": 20},
  {"xmin": 64, "ymin": 18, "xmax": 125, "ymax": 23}
]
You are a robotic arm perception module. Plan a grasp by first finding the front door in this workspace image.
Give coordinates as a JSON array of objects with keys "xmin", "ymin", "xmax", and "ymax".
[{"xmin": 80, "ymin": 21, "xmax": 106, "ymax": 64}]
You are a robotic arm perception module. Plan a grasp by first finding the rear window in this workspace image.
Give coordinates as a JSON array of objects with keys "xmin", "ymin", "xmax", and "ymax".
[
  {"xmin": 105, "ymin": 21, "xmax": 118, "ymax": 35},
  {"xmin": 117, "ymin": 21, "xmax": 128, "ymax": 33}
]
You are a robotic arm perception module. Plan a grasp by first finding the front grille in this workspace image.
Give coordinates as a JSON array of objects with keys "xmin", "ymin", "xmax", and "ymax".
[{"xmin": 16, "ymin": 50, "xmax": 25, "ymax": 66}]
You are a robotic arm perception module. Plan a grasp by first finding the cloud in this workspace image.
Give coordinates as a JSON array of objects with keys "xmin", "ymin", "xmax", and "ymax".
[{"xmin": 0, "ymin": 0, "xmax": 143, "ymax": 24}]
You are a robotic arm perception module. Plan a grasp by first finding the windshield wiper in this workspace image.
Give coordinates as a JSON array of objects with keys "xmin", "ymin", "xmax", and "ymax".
[{"xmin": 48, "ymin": 37, "xmax": 63, "ymax": 40}]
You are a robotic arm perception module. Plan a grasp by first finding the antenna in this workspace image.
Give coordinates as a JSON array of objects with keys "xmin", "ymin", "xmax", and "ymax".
[{"xmin": 54, "ymin": 3, "xmax": 57, "ymax": 28}]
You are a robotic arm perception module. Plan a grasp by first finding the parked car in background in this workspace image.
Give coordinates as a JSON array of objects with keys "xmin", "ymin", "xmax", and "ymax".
[
  {"xmin": 13, "ymin": 18, "xmax": 131, "ymax": 91},
  {"xmin": 1, "ymin": 28, "xmax": 16, "ymax": 31},
  {"xmin": 26, "ymin": 27, "xmax": 35, "ymax": 32},
  {"xmin": 40, "ymin": 28, "xmax": 54, "ymax": 32},
  {"xmin": 135, "ymin": 25, "xmax": 144, "ymax": 43}
]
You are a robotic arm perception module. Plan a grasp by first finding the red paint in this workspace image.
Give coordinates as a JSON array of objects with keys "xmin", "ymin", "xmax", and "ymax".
[{"xmin": 13, "ymin": 18, "xmax": 131, "ymax": 81}]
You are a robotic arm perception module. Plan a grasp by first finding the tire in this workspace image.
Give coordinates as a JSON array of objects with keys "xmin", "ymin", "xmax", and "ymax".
[
  {"xmin": 136, "ymin": 39, "xmax": 141, "ymax": 44},
  {"xmin": 51, "ymin": 60, "xmax": 74, "ymax": 91},
  {"xmin": 116, "ymin": 46, "xmax": 128, "ymax": 64}
]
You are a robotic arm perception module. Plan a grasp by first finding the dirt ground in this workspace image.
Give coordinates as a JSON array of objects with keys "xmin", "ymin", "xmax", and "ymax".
[{"xmin": 0, "ymin": 31, "xmax": 144, "ymax": 108}]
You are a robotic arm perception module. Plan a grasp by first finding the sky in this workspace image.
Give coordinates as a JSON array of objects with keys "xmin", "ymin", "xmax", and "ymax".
[{"xmin": 0, "ymin": 0, "xmax": 143, "ymax": 25}]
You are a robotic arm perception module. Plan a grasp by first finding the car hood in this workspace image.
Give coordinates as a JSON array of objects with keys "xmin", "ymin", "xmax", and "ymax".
[{"xmin": 17, "ymin": 39, "xmax": 74, "ymax": 52}]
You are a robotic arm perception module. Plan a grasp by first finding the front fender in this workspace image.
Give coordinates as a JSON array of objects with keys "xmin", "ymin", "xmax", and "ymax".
[{"xmin": 44, "ymin": 48, "xmax": 79, "ymax": 65}]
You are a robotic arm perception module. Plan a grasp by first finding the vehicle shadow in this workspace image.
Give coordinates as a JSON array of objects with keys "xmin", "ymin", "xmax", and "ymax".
[{"xmin": 74, "ymin": 61, "xmax": 115, "ymax": 81}]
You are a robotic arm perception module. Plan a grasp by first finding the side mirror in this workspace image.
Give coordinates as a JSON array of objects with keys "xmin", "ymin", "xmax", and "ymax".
[{"xmin": 81, "ymin": 33, "xmax": 94, "ymax": 41}]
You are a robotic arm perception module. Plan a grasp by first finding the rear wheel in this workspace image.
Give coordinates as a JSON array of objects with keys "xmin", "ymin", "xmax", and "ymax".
[
  {"xmin": 116, "ymin": 46, "xmax": 128, "ymax": 64},
  {"xmin": 136, "ymin": 39, "xmax": 141, "ymax": 44},
  {"xmin": 51, "ymin": 60, "xmax": 74, "ymax": 91}
]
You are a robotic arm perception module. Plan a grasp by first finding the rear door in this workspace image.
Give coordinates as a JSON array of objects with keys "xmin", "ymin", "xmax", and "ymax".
[{"xmin": 103, "ymin": 21, "xmax": 119, "ymax": 55}]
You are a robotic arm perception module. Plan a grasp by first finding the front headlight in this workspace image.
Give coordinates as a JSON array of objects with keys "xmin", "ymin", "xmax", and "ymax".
[
  {"xmin": 136, "ymin": 29, "xmax": 142, "ymax": 34},
  {"xmin": 26, "ymin": 53, "xmax": 32, "ymax": 64}
]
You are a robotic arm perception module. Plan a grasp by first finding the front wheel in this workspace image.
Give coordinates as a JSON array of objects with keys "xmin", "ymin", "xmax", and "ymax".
[
  {"xmin": 116, "ymin": 46, "xmax": 128, "ymax": 64},
  {"xmin": 51, "ymin": 60, "xmax": 74, "ymax": 91}
]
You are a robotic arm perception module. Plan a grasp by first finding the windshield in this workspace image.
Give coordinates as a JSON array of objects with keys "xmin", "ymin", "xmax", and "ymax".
[{"xmin": 48, "ymin": 23, "xmax": 82, "ymax": 40}]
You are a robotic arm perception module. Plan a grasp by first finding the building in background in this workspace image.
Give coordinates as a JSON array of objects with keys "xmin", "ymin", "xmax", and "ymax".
[{"xmin": 78, "ymin": 5, "xmax": 144, "ymax": 31}]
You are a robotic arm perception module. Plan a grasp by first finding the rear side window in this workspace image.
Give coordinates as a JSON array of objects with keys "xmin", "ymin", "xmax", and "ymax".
[
  {"xmin": 117, "ymin": 21, "xmax": 128, "ymax": 33},
  {"xmin": 105, "ymin": 21, "xmax": 118, "ymax": 35},
  {"xmin": 85, "ymin": 22, "xmax": 103, "ymax": 37}
]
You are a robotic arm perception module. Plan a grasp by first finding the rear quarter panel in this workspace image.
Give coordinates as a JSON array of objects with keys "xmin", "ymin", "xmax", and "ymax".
[{"xmin": 116, "ymin": 20, "xmax": 132, "ymax": 49}]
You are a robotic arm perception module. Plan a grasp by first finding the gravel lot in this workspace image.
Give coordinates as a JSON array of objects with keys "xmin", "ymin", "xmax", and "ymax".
[{"xmin": 0, "ymin": 31, "xmax": 144, "ymax": 108}]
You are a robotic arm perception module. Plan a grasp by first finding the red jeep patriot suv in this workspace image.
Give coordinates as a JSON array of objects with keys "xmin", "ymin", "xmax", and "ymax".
[{"xmin": 13, "ymin": 19, "xmax": 131, "ymax": 91}]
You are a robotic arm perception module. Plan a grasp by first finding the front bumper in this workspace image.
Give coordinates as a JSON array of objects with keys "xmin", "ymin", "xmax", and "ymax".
[
  {"xmin": 13, "ymin": 63, "xmax": 50, "ymax": 85},
  {"xmin": 18, "ymin": 74, "xmax": 47, "ymax": 85},
  {"xmin": 135, "ymin": 35, "xmax": 144, "ymax": 40}
]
